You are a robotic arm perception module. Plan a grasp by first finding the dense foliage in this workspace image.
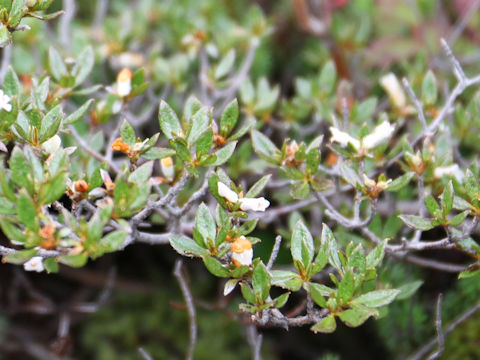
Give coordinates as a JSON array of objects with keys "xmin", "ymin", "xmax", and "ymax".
[{"xmin": 1, "ymin": 0, "xmax": 480, "ymax": 359}]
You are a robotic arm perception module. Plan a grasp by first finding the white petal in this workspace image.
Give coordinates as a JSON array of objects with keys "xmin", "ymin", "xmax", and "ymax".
[
  {"xmin": 380, "ymin": 73, "xmax": 406, "ymax": 108},
  {"xmin": 217, "ymin": 182, "xmax": 239, "ymax": 203},
  {"xmin": 223, "ymin": 279, "xmax": 238, "ymax": 296},
  {"xmin": 239, "ymin": 197, "xmax": 270, "ymax": 212},
  {"xmin": 23, "ymin": 256, "xmax": 45, "ymax": 272},
  {"xmin": 41, "ymin": 135, "xmax": 62, "ymax": 154},
  {"xmin": 434, "ymin": 164, "xmax": 464, "ymax": 183},
  {"xmin": 232, "ymin": 248, "xmax": 253, "ymax": 266},
  {"xmin": 362, "ymin": 121, "xmax": 395, "ymax": 149},
  {"xmin": 329, "ymin": 127, "xmax": 360, "ymax": 149},
  {"xmin": 116, "ymin": 79, "xmax": 131, "ymax": 97}
]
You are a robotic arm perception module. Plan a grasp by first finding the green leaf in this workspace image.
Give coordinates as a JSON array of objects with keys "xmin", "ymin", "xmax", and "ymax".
[
  {"xmin": 17, "ymin": 190, "xmax": 38, "ymax": 231},
  {"xmin": 396, "ymin": 280, "xmax": 423, "ymax": 300},
  {"xmin": 321, "ymin": 224, "xmax": 342, "ymax": 272},
  {"xmin": 43, "ymin": 257, "xmax": 59, "ymax": 273},
  {"xmin": 159, "ymin": 100, "xmax": 182, "ymax": 139},
  {"xmin": 58, "ymin": 253, "xmax": 88, "ymax": 268},
  {"xmin": 240, "ymin": 283, "xmax": 256, "ymax": 304},
  {"xmin": 2, "ymin": 249, "xmax": 38, "ymax": 265},
  {"xmin": 309, "ymin": 282, "xmax": 329, "ymax": 307},
  {"xmin": 64, "ymin": 99, "xmax": 94, "ymax": 125},
  {"xmin": 73, "ymin": 46, "xmax": 94, "ymax": 87},
  {"xmin": 183, "ymin": 95, "xmax": 203, "ymax": 124},
  {"xmin": 171, "ymin": 138, "xmax": 192, "ymax": 162},
  {"xmin": 215, "ymin": 49, "xmax": 235, "ymax": 79},
  {"xmin": 338, "ymin": 309, "xmax": 375, "ymax": 327},
  {"xmin": 210, "ymin": 141, "xmax": 237, "ymax": 166},
  {"xmin": 340, "ymin": 163, "xmax": 362, "ymax": 188},
  {"xmin": 38, "ymin": 171, "xmax": 66, "ymax": 205},
  {"xmin": 271, "ymin": 270, "xmax": 302, "ymax": 291},
  {"xmin": 203, "ymin": 256, "xmax": 230, "ymax": 278},
  {"xmin": 422, "ymin": 70, "xmax": 437, "ymax": 106},
  {"xmin": 0, "ymin": 218, "xmax": 25, "ymax": 243},
  {"xmin": 311, "ymin": 315, "xmax": 336, "ymax": 334},
  {"xmin": 245, "ymin": 174, "xmax": 271, "ymax": 198},
  {"xmin": 398, "ymin": 215, "xmax": 434, "ymax": 231},
  {"xmin": 338, "ymin": 270, "xmax": 355, "ymax": 306},
  {"xmin": 120, "ymin": 119, "xmax": 135, "ymax": 146},
  {"xmin": 128, "ymin": 161, "xmax": 153, "ymax": 184},
  {"xmin": 252, "ymin": 261, "xmax": 271, "ymax": 302},
  {"xmin": 441, "ymin": 180, "xmax": 454, "ymax": 216},
  {"xmin": 365, "ymin": 239, "xmax": 386, "ymax": 268},
  {"xmin": 196, "ymin": 203, "xmax": 216, "ymax": 245},
  {"xmin": 4, "ymin": 66, "xmax": 20, "ymax": 96},
  {"xmin": 196, "ymin": 127, "xmax": 213, "ymax": 156},
  {"xmin": 99, "ymin": 230, "xmax": 127, "ymax": 253},
  {"xmin": 352, "ymin": 289, "xmax": 400, "ymax": 307},
  {"xmin": 169, "ymin": 235, "xmax": 208, "ymax": 257},
  {"xmin": 386, "ymin": 172, "xmax": 415, "ymax": 192},
  {"xmin": 0, "ymin": 25, "xmax": 12, "ymax": 48},
  {"xmin": 40, "ymin": 105, "xmax": 62, "ymax": 141},
  {"xmin": 8, "ymin": 0, "xmax": 27, "ymax": 27},
  {"xmin": 10, "ymin": 147, "xmax": 33, "ymax": 193},
  {"xmin": 290, "ymin": 181, "xmax": 309, "ymax": 200},
  {"xmin": 425, "ymin": 196, "xmax": 440, "ymax": 217},
  {"xmin": 187, "ymin": 106, "xmax": 210, "ymax": 146},
  {"xmin": 142, "ymin": 147, "xmax": 176, "ymax": 160},
  {"xmin": 291, "ymin": 220, "xmax": 314, "ymax": 270},
  {"xmin": 48, "ymin": 47, "xmax": 67, "ymax": 81},
  {"xmin": 251, "ymin": 130, "xmax": 279, "ymax": 163},
  {"xmin": 449, "ymin": 211, "xmax": 469, "ymax": 226},
  {"xmin": 319, "ymin": 60, "xmax": 336, "ymax": 93},
  {"xmin": 220, "ymin": 98, "xmax": 239, "ymax": 137},
  {"xmin": 273, "ymin": 292, "xmax": 290, "ymax": 308}
]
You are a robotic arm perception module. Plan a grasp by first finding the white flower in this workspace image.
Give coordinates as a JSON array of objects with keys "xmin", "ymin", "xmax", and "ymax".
[
  {"xmin": 434, "ymin": 164, "xmax": 464, "ymax": 183},
  {"xmin": 160, "ymin": 156, "xmax": 175, "ymax": 181},
  {"xmin": 231, "ymin": 236, "xmax": 253, "ymax": 266},
  {"xmin": 239, "ymin": 197, "xmax": 270, "ymax": 212},
  {"xmin": 217, "ymin": 182, "xmax": 239, "ymax": 203},
  {"xmin": 380, "ymin": 73, "xmax": 406, "ymax": 108},
  {"xmin": 362, "ymin": 121, "xmax": 395, "ymax": 149},
  {"xmin": 116, "ymin": 68, "xmax": 132, "ymax": 97},
  {"xmin": 329, "ymin": 126, "xmax": 360, "ymax": 149},
  {"xmin": 23, "ymin": 256, "xmax": 44, "ymax": 272},
  {"xmin": 0, "ymin": 89, "xmax": 12, "ymax": 112},
  {"xmin": 41, "ymin": 135, "xmax": 61, "ymax": 154}
]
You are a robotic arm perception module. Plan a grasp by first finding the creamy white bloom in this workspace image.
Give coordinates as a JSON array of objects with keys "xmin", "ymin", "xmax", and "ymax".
[
  {"xmin": 41, "ymin": 135, "xmax": 61, "ymax": 154},
  {"xmin": 329, "ymin": 126, "xmax": 360, "ymax": 149},
  {"xmin": 231, "ymin": 248, "xmax": 253, "ymax": 266},
  {"xmin": 160, "ymin": 157, "xmax": 175, "ymax": 181},
  {"xmin": 239, "ymin": 197, "xmax": 270, "ymax": 212},
  {"xmin": 362, "ymin": 121, "xmax": 395, "ymax": 149},
  {"xmin": 380, "ymin": 73, "xmax": 406, "ymax": 108},
  {"xmin": 116, "ymin": 68, "xmax": 132, "ymax": 97},
  {"xmin": 217, "ymin": 182, "xmax": 239, "ymax": 203},
  {"xmin": 434, "ymin": 164, "xmax": 464, "ymax": 183},
  {"xmin": 23, "ymin": 256, "xmax": 44, "ymax": 272},
  {"xmin": 0, "ymin": 89, "xmax": 12, "ymax": 112}
]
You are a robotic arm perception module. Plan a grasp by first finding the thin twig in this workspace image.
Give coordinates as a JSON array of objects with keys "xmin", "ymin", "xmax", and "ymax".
[
  {"xmin": 0, "ymin": 44, "xmax": 12, "ymax": 84},
  {"xmin": 173, "ymin": 260, "xmax": 197, "ymax": 360},
  {"xmin": 138, "ymin": 347, "xmax": 154, "ymax": 360},
  {"xmin": 409, "ymin": 300, "xmax": 480, "ymax": 360},
  {"xmin": 426, "ymin": 294, "xmax": 444, "ymax": 360},
  {"xmin": 267, "ymin": 235, "xmax": 282, "ymax": 270}
]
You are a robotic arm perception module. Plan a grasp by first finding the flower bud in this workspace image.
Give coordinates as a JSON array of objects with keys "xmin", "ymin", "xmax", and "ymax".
[
  {"xmin": 160, "ymin": 156, "xmax": 175, "ymax": 181},
  {"xmin": 238, "ymin": 197, "xmax": 270, "ymax": 212},
  {"xmin": 217, "ymin": 182, "xmax": 239, "ymax": 203},
  {"xmin": 116, "ymin": 67, "xmax": 132, "ymax": 97},
  {"xmin": 380, "ymin": 73, "xmax": 406, "ymax": 109}
]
